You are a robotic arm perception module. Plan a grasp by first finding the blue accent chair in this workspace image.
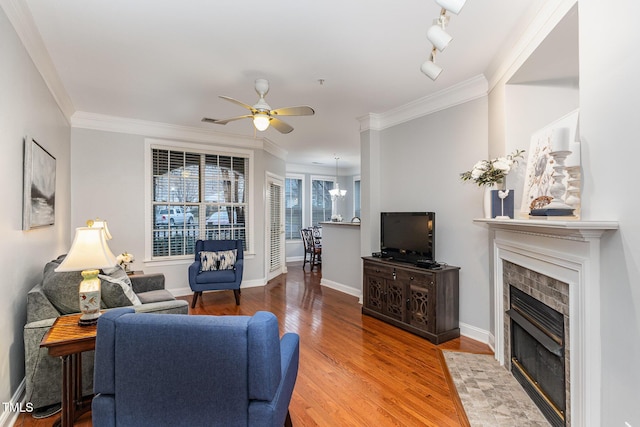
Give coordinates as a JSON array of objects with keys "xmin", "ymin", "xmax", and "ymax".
[
  {"xmin": 92, "ymin": 308, "xmax": 300, "ymax": 427},
  {"xmin": 188, "ymin": 239, "xmax": 244, "ymax": 308}
]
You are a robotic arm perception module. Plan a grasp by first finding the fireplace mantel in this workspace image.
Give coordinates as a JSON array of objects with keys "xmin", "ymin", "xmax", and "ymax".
[
  {"xmin": 477, "ymin": 217, "xmax": 618, "ymax": 427},
  {"xmin": 474, "ymin": 218, "xmax": 619, "ymax": 239}
]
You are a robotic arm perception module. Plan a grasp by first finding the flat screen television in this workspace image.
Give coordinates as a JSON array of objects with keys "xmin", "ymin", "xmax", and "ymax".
[{"xmin": 380, "ymin": 212, "xmax": 435, "ymax": 264}]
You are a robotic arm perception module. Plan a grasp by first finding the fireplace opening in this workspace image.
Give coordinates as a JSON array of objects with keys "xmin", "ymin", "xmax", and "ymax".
[{"xmin": 507, "ymin": 286, "xmax": 566, "ymax": 427}]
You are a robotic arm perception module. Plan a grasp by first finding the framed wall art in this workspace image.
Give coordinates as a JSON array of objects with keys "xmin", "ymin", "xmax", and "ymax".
[
  {"xmin": 520, "ymin": 109, "xmax": 580, "ymax": 214},
  {"xmin": 23, "ymin": 135, "xmax": 56, "ymax": 230}
]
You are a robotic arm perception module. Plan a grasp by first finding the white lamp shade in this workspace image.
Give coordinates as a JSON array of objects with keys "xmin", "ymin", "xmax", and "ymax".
[
  {"xmin": 253, "ymin": 113, "xmax": 270, "ymax": 131},
  {"xmin": 435, "ymin": 0, "xmax": 466, "ymax": 15},
  {"xmin": 421, "ymin": 60, "xmax": 443, "ymax": 80},
  {"xmin": 55, "ymin": 227, "xmax": 117, "ymax": 272},
  {"xmin": 427, "ymin": 25, "xmax": 452, "ymax": 52}
]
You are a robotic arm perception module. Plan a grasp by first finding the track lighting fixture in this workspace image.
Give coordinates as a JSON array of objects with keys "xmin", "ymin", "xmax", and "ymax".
[
  {"xmin": 421, "ymin": 48, "xmax": 443, "ymax": 81},
  {"xmin": 421, "ymin": 0, "xmax": 466, "ymax": 80},
  {"xmin": 435, "ymin": 0, "xmax": 466, "ymax": 15},
  {"xmin": 427, "ymin": 10, "xmax": 452, "ymax": 52}
]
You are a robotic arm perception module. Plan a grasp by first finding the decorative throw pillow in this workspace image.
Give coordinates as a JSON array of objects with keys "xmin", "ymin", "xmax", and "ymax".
[
  {"xmin": 199, "ymin": 251, "xmax": 220, "ymax": 272},
  {"xmin": 98, "ymin": 264, "xmax": 142, "ymax": 307},
  {"xmin": 217, "ymin": 249, "xmax": 237, "ymax": 270}
]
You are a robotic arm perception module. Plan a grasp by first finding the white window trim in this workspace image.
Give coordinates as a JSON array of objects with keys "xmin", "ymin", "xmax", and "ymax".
[
  {"xmin": 285, "ymin": 173, "xmax": 306, "ymax": 242},
  {"xmin": 143, "ymin": 138, "xmax": 255, "ymax": 263}
]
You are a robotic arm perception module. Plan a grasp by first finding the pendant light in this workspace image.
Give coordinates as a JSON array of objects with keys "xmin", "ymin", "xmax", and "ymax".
[{"xmin": 329, "ymin": 157, "xmax": 347, "ymax": 199}]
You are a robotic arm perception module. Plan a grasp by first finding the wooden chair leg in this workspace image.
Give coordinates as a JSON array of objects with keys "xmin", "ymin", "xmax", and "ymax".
[
  {"xmin": 191, "ymin": 291, "xmax": 201, "ymax": 309},
  {"xmin": 233, "ymin": 289, "xmax": 241, "ymax": 305},
  {"xmin": 284, "ymin": 410, "xmax": 293, "ymax": 427}
]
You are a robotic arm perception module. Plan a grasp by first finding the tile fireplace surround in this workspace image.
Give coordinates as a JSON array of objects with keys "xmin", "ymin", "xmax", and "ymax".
[{"xmin": 476, "ymin": 218, "xmax": 618, "ymax": 427}]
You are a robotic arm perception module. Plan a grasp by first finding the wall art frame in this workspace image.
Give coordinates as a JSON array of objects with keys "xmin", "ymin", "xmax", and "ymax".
[
  {"xmin": 520, "ymin": 108, "xmax": 580, "ymax": 214},
  {"xmin": 23, "ymin": 135, "xmax": 56, "ymax": 230}
]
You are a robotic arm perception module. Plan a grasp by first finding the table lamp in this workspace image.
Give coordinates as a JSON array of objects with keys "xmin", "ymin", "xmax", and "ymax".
[{"xmin": 55, "ymin": 227, "xmax": 117, "ymax": 326}]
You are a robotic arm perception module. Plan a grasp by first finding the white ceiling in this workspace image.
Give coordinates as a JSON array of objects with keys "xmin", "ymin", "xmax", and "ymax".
[{"xmin": 23, "ymin": 0, "xmax": 544, "ymax": 170}]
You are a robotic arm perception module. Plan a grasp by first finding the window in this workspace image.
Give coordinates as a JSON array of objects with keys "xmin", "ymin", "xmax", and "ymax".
[
  {"xmin": 311, "ymin": 176, "xmax": 334, "ymax": 226},
  {"xmin": 354, "ymin": 177, "xmax": 361, "ymax": 218},
  {"xmin": 285, "ymin": 175, "xmax": 304, "ymax": 240},
  {"xmin": 151, "ymin": 147, "xmax": 249, "ymax": 258}
]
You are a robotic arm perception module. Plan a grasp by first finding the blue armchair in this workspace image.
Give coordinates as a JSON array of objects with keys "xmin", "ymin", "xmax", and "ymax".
[
  {"xmin": 188, "ymin": 239, "xmax": 244, "ymax": 308},
  {"xmin": 92, "ymin": 308, "xmax": 300, "ymax": 427}
]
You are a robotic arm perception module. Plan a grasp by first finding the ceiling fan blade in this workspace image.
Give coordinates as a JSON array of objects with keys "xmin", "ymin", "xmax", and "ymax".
[
  {"xmin": 202, "ymin": 115, "xmax": 252, "ymax": 125},
  {"xmin": 219, "ymin": 96, "xmax": 255, "ymax": 112},
  {"xmin": 270, "ymin": 105, "xmax": 315, "ymax": 116},
  {"xmin": 269, "ymin": 117, "xmax": 294, "ymax": 134}
]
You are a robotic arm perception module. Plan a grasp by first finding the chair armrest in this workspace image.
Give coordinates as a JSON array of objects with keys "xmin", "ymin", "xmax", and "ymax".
[
  {"xmin": 188, "ymin": 262, "xmax": 200, "ymax": 286},
  {"xmin": 248, "ymin": 332, "xmax": 300, "ymax": 427},
  {"xmin": 234, "ymin": 259, "xmax": 244, "ymax": 279},
  {"xmin": 130, "ymin": 273, "xmax": 165, "ymax": 293}
]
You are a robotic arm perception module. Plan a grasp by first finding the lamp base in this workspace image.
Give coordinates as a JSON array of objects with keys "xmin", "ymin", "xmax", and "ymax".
[{"xmin": 78, "ymin": 269, "xmax": 102, "ymax": 327}]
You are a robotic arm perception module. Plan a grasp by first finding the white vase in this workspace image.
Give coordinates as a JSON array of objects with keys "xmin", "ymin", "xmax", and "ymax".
[{"xmin": 483, "ymin": 185, "xmax": 495, "ymax": 219}]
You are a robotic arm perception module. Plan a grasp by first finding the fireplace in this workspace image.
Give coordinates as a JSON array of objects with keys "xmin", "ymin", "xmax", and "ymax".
[
  {"xmin": 508, "ymin": 285, "xmax": 565, "ymax": 426},
  {"xmin": 479, "ymin": 217, "xmax": 618, "ymax": 427}
]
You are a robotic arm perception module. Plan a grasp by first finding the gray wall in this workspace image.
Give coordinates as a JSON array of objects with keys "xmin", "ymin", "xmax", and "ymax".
[
  {"xmin": 365, "ymin": 97, "xmax": 491, "ymax": 332},
  {"xmin": 0, "ymin": 7, "xmax": 71, "ymax": 414}
]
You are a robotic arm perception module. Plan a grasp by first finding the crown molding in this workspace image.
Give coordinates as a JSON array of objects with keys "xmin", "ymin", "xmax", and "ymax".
[
  {"xmin": 1, "ymin": 0, "xmax": 75, "ymax": 122},
  {"xmin": 358, "ymin": 74, "xmax": 488, "ymax": 132},
  {"xmin": 486, "ymin": 0, "xmax": 578, "ymax": 91},
  {"xmin": 71, "ymin": 111, "xmax": 287, "ymax": 161}
]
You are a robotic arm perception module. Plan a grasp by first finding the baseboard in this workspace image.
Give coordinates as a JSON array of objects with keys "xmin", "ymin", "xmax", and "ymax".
[
  {"xmin": 286, "ymin": 256, "xmax": 304, "ymax": 263},
  {"xmin": 0, "ymin": 379, "xmax": 26, "ymax": 427},
  {"xmin": 320, "ymin": 278, "xmax": 362, "ymax": 302},
  {"xmin": 459, "ymin": 322, "xmax": 492, "ymax": 347}
]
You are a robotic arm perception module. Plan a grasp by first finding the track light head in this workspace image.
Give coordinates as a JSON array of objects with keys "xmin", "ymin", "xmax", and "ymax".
[
  {"xmin": 427, "ymin": 25, "xmax": 452, "ymax": 52},
  {"xmin": 435, "ymin": 0, "xmax": 466, "ymax": 15},
  {"xmin": 421, "ymin": 60, "xmax": 443, "ymax": 81}
]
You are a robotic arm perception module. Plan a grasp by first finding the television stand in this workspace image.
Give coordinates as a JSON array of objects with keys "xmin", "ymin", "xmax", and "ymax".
[{"xmin": 362, "ymin": 256, "xmax": 460, "ymax": 344}]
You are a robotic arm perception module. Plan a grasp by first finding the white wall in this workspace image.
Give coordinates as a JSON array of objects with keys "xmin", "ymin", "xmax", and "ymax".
[
  {"xmin": 373, "ymin": 97, "xmax": 491, "ymax": 333},
  {"xmin": 70, "ymin": 127, "xmax": 284, "ymax": 294},
  {"xmin": 504, "ymin": 84, "xmax": 579, "ymax": 211},
  {"xmin": 579, "ymin": 0, "xmax": 640, "ymax": 424},
  {"xmin": 0, "ymin": 7, "xmax": 71, "ymax": 422}
]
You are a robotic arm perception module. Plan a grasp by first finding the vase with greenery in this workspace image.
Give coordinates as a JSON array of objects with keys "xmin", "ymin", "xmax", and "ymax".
[{"xmin": 460, "ymin": 150, "xmax": 525, "ymax": 218}]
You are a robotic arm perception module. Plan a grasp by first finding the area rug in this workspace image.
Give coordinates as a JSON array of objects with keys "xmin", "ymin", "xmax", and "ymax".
[{"xmin": 442, "ymin": 351, "xmax": 550, "ymax": 427}]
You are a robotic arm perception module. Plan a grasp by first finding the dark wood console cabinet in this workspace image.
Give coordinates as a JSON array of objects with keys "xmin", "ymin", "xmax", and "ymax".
[{"xmin": 362, "ymin": 257, "xmax": 460, "ymax": 344}]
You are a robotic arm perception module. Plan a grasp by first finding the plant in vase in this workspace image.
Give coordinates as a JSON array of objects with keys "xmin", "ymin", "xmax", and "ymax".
[
  {"xmin": 460, "ymin": 149, "xmax": 525, "ymax": 218},
  {"xmin": 116, "ymin": 251, "xmax": 134, "ymax": 272}
]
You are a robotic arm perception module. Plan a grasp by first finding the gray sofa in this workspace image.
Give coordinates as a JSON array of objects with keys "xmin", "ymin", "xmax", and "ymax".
[{"xmin": 24, "ymin": 255, "xmax": 189, "ymax": 417}]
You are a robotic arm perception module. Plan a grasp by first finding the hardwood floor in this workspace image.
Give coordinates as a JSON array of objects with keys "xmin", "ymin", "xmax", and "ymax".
[{"xmin": 16, "ymin": 262, "xmax": 492, "ymax": 426}]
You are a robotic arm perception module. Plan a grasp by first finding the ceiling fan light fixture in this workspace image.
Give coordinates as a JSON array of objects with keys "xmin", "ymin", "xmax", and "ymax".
[
  {"xmin": 253, "ymin": 113, "xmax": 270, "ymax": 131},
  {"xmin": 435, "ymin": 0, "xmax": 466, "ymax": 15}
]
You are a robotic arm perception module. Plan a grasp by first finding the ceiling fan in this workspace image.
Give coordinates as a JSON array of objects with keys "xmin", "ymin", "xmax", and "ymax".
[{"xmin": 202, "ymin": 79, "xmax": 315, "ymax": 134}]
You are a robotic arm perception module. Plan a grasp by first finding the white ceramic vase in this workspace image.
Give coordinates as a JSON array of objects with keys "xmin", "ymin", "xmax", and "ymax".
[{"xmin": 483, "ymin": 185, "xmax": 495, "ymax": 219}]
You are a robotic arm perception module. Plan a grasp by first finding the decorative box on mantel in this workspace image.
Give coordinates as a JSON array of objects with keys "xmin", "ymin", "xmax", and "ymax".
[{"xmin": 475, "ymin": 217, "xmax": 618, "ymax": 427}]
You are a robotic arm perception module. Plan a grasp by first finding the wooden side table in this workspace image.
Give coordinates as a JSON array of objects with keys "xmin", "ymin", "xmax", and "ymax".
[{"xmin": 41, "ymin": 313, "xmax": 98, "ymax": 427}]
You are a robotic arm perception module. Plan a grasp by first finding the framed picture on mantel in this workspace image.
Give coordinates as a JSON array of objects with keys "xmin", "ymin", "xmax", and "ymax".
[{"xmin": 23, "ymin": 135, "xmax": 56, "ymax": 230}]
